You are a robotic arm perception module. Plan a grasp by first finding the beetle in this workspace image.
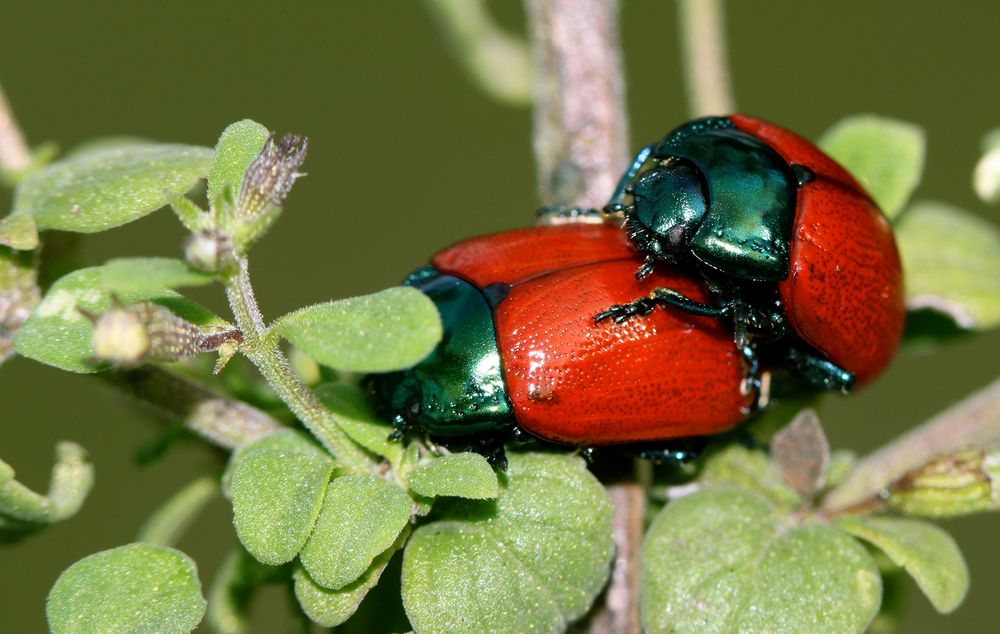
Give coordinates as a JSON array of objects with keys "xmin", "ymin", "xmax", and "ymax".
[
  {"xmin": 369, "ymin": 224, "xmax": 756, "ymax": 467},
  {"xmin": 586, "ymin": 115, "xmax": 905, "ymax": 394}
]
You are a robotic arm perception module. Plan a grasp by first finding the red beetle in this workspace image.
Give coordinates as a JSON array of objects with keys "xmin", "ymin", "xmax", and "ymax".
[
  {"xmin": 594, "ymin": 115, "xmax": 905, "ymax": 393},
  {"xmin": 370, "ymin": 224, "xmax": 754, "ymax": 466}
]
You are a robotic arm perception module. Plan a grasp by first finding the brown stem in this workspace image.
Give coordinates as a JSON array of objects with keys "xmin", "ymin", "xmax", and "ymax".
[
  {"xmin": 101, "ymin": 366, "xmax": 282, "ymax": 450},
  {"xmin": 587, "ymin": 482, "xmax": 644, "ymax": 634},
  {"xmin": 525, "ymin": 2, "xmax": 639, "ymax": 630},
  {"xmin": 525, "ymin": 0, "xmax": 629, "ymax": 209},
  {"xmin": 0, "ymin": 79, "xmax": 31, "ymax": 172},
  {"xmin": 822, "ymin": 377, "xmax": 1000, "ymax": 511}
]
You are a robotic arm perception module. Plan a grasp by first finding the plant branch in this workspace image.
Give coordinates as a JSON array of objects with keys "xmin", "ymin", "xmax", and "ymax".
[
  {"xmin": 823, "ymin": 377, "xmax": 1000, "ymax": 511},
  {"xmin": 525, "ymin": 0, "xmax": 629, "ymax": 209},
  {"xmin": 101, "ymin": 366, "xmax": 282, "ymax": 450},
  {"xmin": 422, "ymin": 0, "xmax": 533, "ymax": 105},
  {"xmin": 224, "ymin": 258, "xmax": 373, "ymax": 473},
  {"xmin": 678, "ymin": 0, "xmax": 735, "ymax": 117},
  {"xmin": 138, "ymin": 474, "xmax": 218, "ymax": 547},
  {"xmin": 0, "ymin": 79, "xmax": 31, "ymax": 172},
  {"xmin": 525, "ymin": 2, "xmax": 639, "ymax": 631}
]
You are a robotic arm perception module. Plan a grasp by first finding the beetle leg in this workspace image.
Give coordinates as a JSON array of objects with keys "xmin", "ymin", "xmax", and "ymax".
[
  {"xmin": 626, "ymin": 436, "xmax": 706, "ymax": 465},
  {"xmin": 595, "ymin": 287, "xmax": 730, "ymax": 324},
  {"xmin": 785, "ymin": 347, "xmax": 855, "ymax": 394},
  {"xmin": 534, "ymin": 205, "xmax": 605, "ymax": 226},
  {"xmin": 731, "ymin": 302, "xmax": 765, "ymax": 402}
]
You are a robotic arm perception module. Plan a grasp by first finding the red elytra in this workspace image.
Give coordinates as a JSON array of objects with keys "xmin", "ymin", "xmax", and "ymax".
[
  {"xmin": 433, "ymin": 225, "xmax": 753, "ymax": 445},
  {"xmin": 731, "ymin": 115, "xmax": 906, "ymax": 385}
]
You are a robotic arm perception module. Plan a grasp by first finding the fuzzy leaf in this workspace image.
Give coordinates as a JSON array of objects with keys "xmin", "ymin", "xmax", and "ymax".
[
  {"xmin": 838, "ymin": 516, "xmax": 968, "ymax": 613},
  {"xmin": 641, "ymin": 487, "xmax": 880, "ymax": 634},
  {"xmin": 14, "ymin": 143, "xmax": 212, "ymax": 233},
  {"xmin": 408, "ymin": 452, "xmax": 499, "ymax": 499},
  {"xmin": 896, "ymin": 201, "xmax": 1000, "ymax": 330},
  {"xmin": 101, "ymin": 257, "xmax": 215, "ymax": 293},
  {"xmin": 0, "ymin": 212, "xmax": 38, "ymax": 249},
  {"xmin": 315, "ymin": 382, "xmax": 403, "ymax": 465},
  {"xmin": 230, "ymin": 430, "xmax": 334, "ymax": 565},
  {"xmin": 401, "ymin": 452, "xmax": 613, "ymax": 633},
  {"xmin": 699, "ymin": 445, "xmax": 801, "ymax": 509},
  {"xmin": 208, "ymin": 120, "xmax": 270, "ymax": 206},
  {"xmin": 300, "ymin": 474, "xmax": 411, "ymax": 590},
  {"xmin": 819, "ymin": 115, "xmax": 924, "ymax": 218},
  {"xmin": 13, "ymin": 265, "xmax": 228, "ymax": 373},
  {"xmin": 46, "ymin": 543, "xmax": 206, "ymax": 634},
  {"xmin": 273, "ymin": 286, "xmax": 442, "ymax": 372},
  {"xmin": 0, "ymin": 245, "xmax": 39, "ymax": 364},
  {"xmin": 294, "ymin": 528, "xmax": 407, "ymax": 627}
]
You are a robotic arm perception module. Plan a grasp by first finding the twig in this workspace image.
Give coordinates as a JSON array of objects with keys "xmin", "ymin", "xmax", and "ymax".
[
  {"xmin": 0, "ymin": 79, "xmax": 31, "ymax": 172},
  {"xmin": 678, "ymin": 0, "xmax": 735, "ymax": 117},
  {"xmin": 525, "ymin": 0, "xmax": 629, "ymax": 209},
  {"xmin": 587, "ymin": 482, "xmax": 644, "ymax": 634},
  {"xmin": 422, "ymin": 0, "xmax": 533, "ymax": 105},
  {"xmin": 101, "ymin": 366, "xmax": 282, "ymax": 451},
  {"xmin": 524, "ymin": 2, "xmax": 640, "ymax": 631},
  {"xmin": 822, "ymin": 377, "xmax": 1000, "ymax": 511},
  {"xmin": 224, "ymin": 258, "xmax": 374, "ymax": 473}
]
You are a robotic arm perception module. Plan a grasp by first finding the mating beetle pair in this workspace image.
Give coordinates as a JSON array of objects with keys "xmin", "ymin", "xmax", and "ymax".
[{"xmin": 370, "ymin": 115, "xmax": 905, "ymax": 466}]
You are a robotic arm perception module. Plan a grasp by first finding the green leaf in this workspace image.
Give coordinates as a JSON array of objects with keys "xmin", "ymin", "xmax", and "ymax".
[
  {"xmin": 896, "ymin": 201, "xmax": 1000, "ymax": 330},
  {"xmin": 315, "ymin": 382, "xmax": 403, "ymax": 465},
  {"xmin": 209, "ymin": 119, "xmax": 270, "ymax": 206},
  {"xmin": 641, "ymin": 487, "xmax": 881, "ymax": 634},
  {"xmin": 974, "ymin": 128, "xmax": 1000, "ymax": 204},
  {"xmin": 13, "ymin": 265, "xmax": 228, "ymax": 373},
  {"xmin": 64, "ymin": 136, "xmax": 149, "ymax": 159},
  {"xmin": 273, "ymin": 286, "xmax": 442, "ymax": 372},
  {"xmin": 230, "ymin": 430, "xmax": 334, "ymax": 565},
  {"xmin": 838, "ymin": 516, "xmax": 968, "ymax": 613},
  {"xmin": 294, "ymin": 528, "xmax": 407, "ymax": 627},
  {"xmin": 0, "ymin": 212, "xmax": 38, "ymax": 249},
  {"xmin": 819, "ymin": 115, "xmax": 925, "ymax": 219},
  {"xmin": 401, "ymin": 452, "xmax": 614, "ymax": 633},
  {"xmin": 14, "ymin": 143, "xmax": 212, "ymax": 233},
  {"xmin": 408, "ymin": 452, "xmax": 499, "ymax": 499},
  {"xmin": 46, "ymin": 543, "xmax": 206, "ymax": 634},
  {"xmin": 699, "ymin": 445, "xmax": 801, "ymax": 510},
  {"xmin": 101, "ymin": 257, "xmax": 215, "ymax": 293},
  {"xmin": 299, "ymin": 474, "xmax": 411, "ymax": 590},
  {"xmin": 0, "ymin": 245, "xmax": 39, "ymax": 364}
]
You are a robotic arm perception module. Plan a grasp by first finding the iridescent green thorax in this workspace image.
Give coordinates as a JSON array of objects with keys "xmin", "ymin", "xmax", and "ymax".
[
  {"xmin": 369, "ymin": 268, "xmax": 513, "ymax": 437},
  {"xmin": 620, "ymin": 116, "xmax": 799, "ymax": 282}
]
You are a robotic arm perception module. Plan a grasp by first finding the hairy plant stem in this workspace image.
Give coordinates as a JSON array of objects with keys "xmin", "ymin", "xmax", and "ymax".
[
  {"xmin": 678, "ymin": 0, "xmax": 735, "ymax": 117},
  {"xmin": 526, "ymin": 0, "xmax": 629, "ymax": 210},
  {"xmin": 101, "ymin": 366, "xmax": 281, "ymax": 450},
  {"xmin": 823, "ymin": 377, "xmax": 1000, "ymax": 512},
  {"xmin": 0, "ymin": 79, "xmax": 31, "ymax": 172},
  {"xmin": 525, "ymin": 2, "xmax": 640, "ymax": 632},
  {"xmin": 224, "ymin": 258, "xmax": 373, "ymax": 474}
]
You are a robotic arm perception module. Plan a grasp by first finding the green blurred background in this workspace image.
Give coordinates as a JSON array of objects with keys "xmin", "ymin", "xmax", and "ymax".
[{"xmin": 1, "ymin": 2, "xmax": 998, "ymax": 632}]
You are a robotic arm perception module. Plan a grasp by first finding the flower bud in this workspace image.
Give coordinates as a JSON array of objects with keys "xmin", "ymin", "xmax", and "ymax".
[
  {"xmin": 184, "ymin": 229, "xmax": 233, "ymax": 273},
  {"xmin": 886, "ymin": 448, "xmax": 1000, "ymax": 518},
  {"xmin": 91, "ymin": 302, "xmax": 205, "ymax": 366}
]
